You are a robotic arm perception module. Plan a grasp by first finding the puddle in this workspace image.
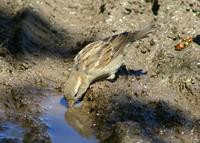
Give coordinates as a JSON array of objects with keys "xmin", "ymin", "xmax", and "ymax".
[
  {"xmin": 0, "ymin": 122, "xmax": 25, "ymax": 142},
  {"xmin": 41, "ymin": 95, "xmax": 98, "ymax": 143}
]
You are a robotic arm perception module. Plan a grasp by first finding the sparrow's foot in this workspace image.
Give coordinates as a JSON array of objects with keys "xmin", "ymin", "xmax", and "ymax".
[
  {"xmin": 107, "ymin": 73, "xmax": 117, "ymax": 82},
  {"xmin": 107, "ymin": 73, "xmax": 116, "ymax": 80}
]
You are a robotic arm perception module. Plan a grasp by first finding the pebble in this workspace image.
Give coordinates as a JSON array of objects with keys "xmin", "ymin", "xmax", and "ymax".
[{"xmin": 196, "ymin": 62, "xmax": 200, "ymax": 68}]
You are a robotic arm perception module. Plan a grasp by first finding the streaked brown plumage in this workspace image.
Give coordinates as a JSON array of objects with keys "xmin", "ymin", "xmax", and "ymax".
[{"xmin": 63, "ymin": 24, "xmax": 156, "ymax": 107}]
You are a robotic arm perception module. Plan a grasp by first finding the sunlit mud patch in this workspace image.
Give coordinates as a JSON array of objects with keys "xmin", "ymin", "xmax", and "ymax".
[
  {"xmin": 0, "ymin": 122, "xmax": 25, "ymax": 142},
  {"xmin": 41, "ymin": 95, "xmax": 98, "ymax": 143}
]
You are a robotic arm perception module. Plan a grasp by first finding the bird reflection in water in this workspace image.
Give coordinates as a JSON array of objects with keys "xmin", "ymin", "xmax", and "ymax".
[{"xmin": 65, "ymin": 107, "xmax": 96, "ymax": 139}]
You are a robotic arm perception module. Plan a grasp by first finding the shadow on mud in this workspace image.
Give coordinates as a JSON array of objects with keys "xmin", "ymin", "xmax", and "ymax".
[
  {"xmin": 118, "ymin": 65, "xmax": 147, "ymax": 77},
  {"xmin": 92, "ymin": 94, "xmax": 200, "ymax": 143},
  {"xmin": 0, "ymin": 7, "xmax": 92, "ymax": 64},
  {"xmin": 193, "ymin": 35, "xmax": 200, "ymax": 46}
]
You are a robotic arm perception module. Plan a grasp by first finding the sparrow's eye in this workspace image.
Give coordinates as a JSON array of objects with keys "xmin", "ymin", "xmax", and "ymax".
[{"xmin": 73, "ymin": 93, "xmax": 78, "ymax": 98}]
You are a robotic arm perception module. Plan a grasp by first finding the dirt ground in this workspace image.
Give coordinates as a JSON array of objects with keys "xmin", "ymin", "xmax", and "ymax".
[{"xmin": 0, "ymin": 0, "xmax": 200, "ymax": 143}]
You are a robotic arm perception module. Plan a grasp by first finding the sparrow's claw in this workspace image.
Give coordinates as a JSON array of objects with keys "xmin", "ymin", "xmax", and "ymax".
[{"xmin": 107, "ymin": 73, "xmax": 116, "ymax": 80}]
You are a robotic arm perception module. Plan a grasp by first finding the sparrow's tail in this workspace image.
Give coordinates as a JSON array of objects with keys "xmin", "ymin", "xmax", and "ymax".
[{"xmin": 130, "ymin": 24, "xmax": 156, "ymax": 42}]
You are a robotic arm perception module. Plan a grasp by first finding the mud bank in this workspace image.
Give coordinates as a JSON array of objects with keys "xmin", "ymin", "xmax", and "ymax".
[{"xmin": 0, "ymin": 0, "xmax": 200, "ymax": 143}]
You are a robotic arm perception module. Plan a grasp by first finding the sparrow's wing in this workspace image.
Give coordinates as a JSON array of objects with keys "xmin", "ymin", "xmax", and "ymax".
[
  {"xmin": 104, "ymin": 32, "xmax": 130, "ymax": 58},
  {"xmin": 73, "ymin": 24, "xmax": 155, "ymax": 71},
  {"xmin": 73, "ymin": 34, "xmax": 130, "ymax": 72},
  {"xmin": 73, "ymin": 41, "xmax": 113, "ymax": 71}
]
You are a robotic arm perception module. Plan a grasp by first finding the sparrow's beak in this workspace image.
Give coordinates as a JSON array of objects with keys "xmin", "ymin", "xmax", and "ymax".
[{"xmin": 67, "ymin": 99, "xmax": 75, "ymax": 108}]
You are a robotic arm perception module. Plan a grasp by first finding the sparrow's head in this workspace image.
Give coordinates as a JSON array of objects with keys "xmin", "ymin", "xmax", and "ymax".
[{"xmin": 63, "ymin": 72, "xmax": 90, "ymax": 108}]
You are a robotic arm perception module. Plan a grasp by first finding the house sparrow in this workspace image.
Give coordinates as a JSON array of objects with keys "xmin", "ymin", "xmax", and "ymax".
[{"xmin": 63, "ymin": 24, "xmax": 156, "ymax": 107}]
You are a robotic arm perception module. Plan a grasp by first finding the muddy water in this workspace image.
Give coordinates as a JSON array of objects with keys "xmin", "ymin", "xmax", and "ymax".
[
  {"xmin": 41, "ymin": 96, "xmax": 98, "ymax": 143},
  {"xmin": 0, "ymin": 122, "xmax": 25, "ymax": 142}
]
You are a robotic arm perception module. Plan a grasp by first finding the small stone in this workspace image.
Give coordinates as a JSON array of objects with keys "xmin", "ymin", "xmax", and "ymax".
[
  {"xmin": 196, "ymin": 62, "xmax": 200, "ymax": 68},
  {"xmin": 140, "ymin": 49, "xmax": 147, "ymax": 54}
]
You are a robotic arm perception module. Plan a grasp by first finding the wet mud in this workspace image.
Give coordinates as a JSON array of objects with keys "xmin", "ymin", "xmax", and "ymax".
[{"xmin": 0, "ymin": 0, "xmax": 200, "ymax": 143}]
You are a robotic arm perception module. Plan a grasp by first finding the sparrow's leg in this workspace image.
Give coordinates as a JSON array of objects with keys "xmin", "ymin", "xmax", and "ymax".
[
  {"xmin": 107, "ymin": 73, "xmax": 116, "ymax": 80},
  {"xmin": 107, "ymin": 73, "xmax": 118, "ymax": 82},
  {"xmin": 125, "ymin": 66, "xmax": 132, "ymax": 76}
]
